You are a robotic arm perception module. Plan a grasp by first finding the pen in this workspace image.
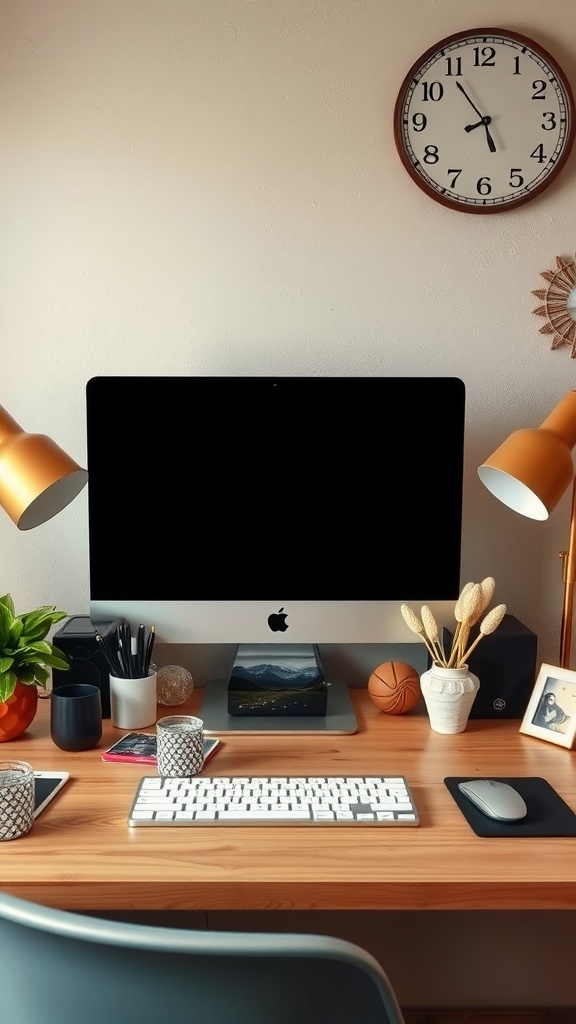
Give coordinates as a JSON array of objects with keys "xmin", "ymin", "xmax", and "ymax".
[
  {"xmin": 130, "ymin": 634, "xmax": 140, "ymax": 678},
  {"xmin": 122, "ymin": 622, "xmax": 132, "ymax": 663},
  {"xmin": 100, "ymin": 623, "xmax": 156, "ymax": 679},
  {"xmin": 96, "ymin": 633, "xmax": 124, "ymax": 678},
  {"xmin": 136, "ymin": 623, "xmax": 145, "ymax": 677},
  {"xmin": 117, "ymin": 635, "xmax": 130, "ymax": 677},
  {"xmin": 144, "ymin": 625, "xmax": 156, "ymax": 676}
]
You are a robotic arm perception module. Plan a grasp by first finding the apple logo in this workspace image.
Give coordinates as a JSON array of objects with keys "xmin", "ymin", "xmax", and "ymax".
[{"xmin": 267, "ymin": 607, "xmax": 288, "ymax": 632}]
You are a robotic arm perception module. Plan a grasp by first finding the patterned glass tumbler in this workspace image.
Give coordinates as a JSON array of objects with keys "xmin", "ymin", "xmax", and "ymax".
[
  {"xmin": 156, "ymin": 715, "xmax": 204, "ymax": 777},
  {"xmin": 0, "ymin": 760, "xmax": 35, "ymax": 840}
]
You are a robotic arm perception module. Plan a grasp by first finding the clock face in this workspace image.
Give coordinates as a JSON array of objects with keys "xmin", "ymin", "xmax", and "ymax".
[{"xmin": 394, "ymin": 28, "xmax": 575, "ymax": 213}]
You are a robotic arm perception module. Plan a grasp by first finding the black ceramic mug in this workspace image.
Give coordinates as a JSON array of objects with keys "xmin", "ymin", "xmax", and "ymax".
[{"xmin": 50, "ymin": 683, "xmax": 102, "ymax": 752}]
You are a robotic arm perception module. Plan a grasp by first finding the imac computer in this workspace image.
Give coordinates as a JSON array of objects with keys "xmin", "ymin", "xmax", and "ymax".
[{"xmin": 87, "ymin": 376, "xmax": 466, "ymax": 694}]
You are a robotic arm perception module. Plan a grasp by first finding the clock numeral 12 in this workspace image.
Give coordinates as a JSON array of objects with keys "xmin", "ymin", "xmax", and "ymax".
[{"xmin": 473, "ymin": 46, "xmax": 496, "ymax": 67}]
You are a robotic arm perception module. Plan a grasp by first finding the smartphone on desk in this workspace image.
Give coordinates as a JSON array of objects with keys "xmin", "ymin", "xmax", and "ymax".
[
  {"xmin": 33, "ymin": 771, "xmax": 70, "ymax": 818},
  {"xmin": 101, "ymin": 733, "xmax": 222, "ymax": 765}
]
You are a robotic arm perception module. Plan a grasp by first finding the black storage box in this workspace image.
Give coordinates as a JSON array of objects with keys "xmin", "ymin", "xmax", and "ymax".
[
  {"xmin": 227, "ymin": 643, "xmax": 328, "ymax": 717},
  {"xmin": 52, "ymin": 615, "xmax": 124, "ymax": 719},
  {"xmin": 442, "ymin": 613, "xmax": 538, "ymax": 718}
]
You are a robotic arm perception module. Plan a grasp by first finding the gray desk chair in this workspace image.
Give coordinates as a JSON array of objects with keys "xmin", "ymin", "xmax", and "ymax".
[{"xmin": 0, "ymin": 891, "xmax": 405, "ymax": 1024}]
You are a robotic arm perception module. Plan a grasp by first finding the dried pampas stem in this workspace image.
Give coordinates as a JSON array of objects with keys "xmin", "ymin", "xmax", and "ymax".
[
  {"xmin": 401, "ymin": 579, "xmax": 506, "ymax": 670},
  {"xmin": 457, "ymin": 603, "xmax": 507, "ymax": 667},
  {"xmin": 454, "ymin": 583, "xmax": 483, "ymax": 665},
  {"xmin": 400, "ymin": 604, "xmax": 438, "ymax": 663},
  {"xmin": 449, "ymin": 582, "xmax": 475, "ymax": 663},
  {"xmin": 421, "ymin": 605, "xmax": 446, "ymax": 666},
  {"xmin": 479, "ymin": 577, "xmax": 496, "ymax": 614}
]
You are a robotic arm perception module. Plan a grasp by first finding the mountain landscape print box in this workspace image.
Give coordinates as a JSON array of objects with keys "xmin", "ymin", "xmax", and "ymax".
[{"xmin": 227, "ymin": 643, "xmax": 328, "ymax": 716}]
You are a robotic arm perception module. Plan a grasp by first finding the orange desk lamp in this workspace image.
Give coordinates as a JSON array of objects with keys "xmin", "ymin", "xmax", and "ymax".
[
  {"xmin": 0, "ymin": 404, "xmax": 88, "ymax": 530},
  {"xmin": 478, "ymin": 390, "xmax": 576, "ymax": 669}
]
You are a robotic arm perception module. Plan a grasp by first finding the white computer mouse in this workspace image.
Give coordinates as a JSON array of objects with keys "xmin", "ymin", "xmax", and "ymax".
[{"xmin": 457, "ymin": 779, "xmax": 528, "ymax": 822}]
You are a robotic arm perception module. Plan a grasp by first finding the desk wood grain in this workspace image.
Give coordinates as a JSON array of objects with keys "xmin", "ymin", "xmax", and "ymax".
[{"xmin": 2, "ymin": 691, "xmax": 576, "ymax": 912}]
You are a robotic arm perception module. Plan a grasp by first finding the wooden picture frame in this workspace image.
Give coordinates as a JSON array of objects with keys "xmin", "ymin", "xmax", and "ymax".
[{"xmin": 519, "ymin": 662, "xmax": 576, "ymax": 748}]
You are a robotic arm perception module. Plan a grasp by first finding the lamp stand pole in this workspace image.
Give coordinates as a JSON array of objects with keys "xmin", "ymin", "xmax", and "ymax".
[{"xmin": 559, "ymin": 475, "xmax": 576, "ymax": 669}]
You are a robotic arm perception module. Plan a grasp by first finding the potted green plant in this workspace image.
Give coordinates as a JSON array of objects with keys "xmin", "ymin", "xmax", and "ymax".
[{"xmin": 0, "ymin": 594, "xmax": 70, "ymax": 741}]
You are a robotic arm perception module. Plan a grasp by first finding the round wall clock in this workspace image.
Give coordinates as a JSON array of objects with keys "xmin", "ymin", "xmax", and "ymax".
[{"xmin": 393, "ymin": 27, "xmax": 575, "ymax": 213}]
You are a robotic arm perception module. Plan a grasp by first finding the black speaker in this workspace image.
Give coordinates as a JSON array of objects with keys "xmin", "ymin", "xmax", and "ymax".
[
  {"xmin": 442, "ymin": 614, "xmax": 537, "ymax": 718},
  {"xmin": 51, "ymin": 615, "xmax": 124, "ymax": 719}
]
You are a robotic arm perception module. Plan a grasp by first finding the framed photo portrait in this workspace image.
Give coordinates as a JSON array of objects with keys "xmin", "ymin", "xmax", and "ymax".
[{"xmin": 520, "ymin": 663, "xmax": 576, "ymax": 749}]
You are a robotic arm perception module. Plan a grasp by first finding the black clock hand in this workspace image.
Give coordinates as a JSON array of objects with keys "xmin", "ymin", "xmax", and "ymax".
[
  {"xmin": 482, "ymin": 123, "xmax": 497, "ymax": 154},
  {"xmin": 464, "ymin": 115, "xmax": 492, "ymax": 133},
  {"xmin": 456, "ymin": 81, "xmax": 497, "ymax": 153},
  {"xmin": 464, "ymin": 114, "xmax": 497, "ymax": 152},
  {"xmin": 455, "ymin": 80, "xmax": 484, "ymax": 118}
]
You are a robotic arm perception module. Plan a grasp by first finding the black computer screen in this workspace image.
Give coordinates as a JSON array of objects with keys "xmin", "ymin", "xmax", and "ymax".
[{"xmin": 86, "ymin": 376, "xmax": 465, "ymax": 644}]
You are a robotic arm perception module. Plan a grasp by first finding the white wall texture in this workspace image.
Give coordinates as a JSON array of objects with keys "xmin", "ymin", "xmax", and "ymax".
[{"xmin": 1, "ymin": 0, "xmax": 576, "ymax": 666}]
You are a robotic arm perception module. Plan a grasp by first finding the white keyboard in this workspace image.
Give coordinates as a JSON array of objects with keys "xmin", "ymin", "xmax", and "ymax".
[{"xmin": 128, "ymin": 775, "xmax": 419, "ymax": 826}]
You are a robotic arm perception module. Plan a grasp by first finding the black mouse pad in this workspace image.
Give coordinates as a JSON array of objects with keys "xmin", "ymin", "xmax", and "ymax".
[{"xmin": 444, "ymin": 777, "xmax": 576, "ymax": 837}]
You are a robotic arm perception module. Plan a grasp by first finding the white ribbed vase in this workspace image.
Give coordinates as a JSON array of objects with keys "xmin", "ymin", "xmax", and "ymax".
[{"xmin": 420, "ymin": 664, "xmax": 480, "ymax": 734}]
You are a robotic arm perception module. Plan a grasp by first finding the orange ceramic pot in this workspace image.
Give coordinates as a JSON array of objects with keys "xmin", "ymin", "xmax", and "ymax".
[{"xmin": 0, "ymin": 681, "xmax": 39, "ymax": 741}]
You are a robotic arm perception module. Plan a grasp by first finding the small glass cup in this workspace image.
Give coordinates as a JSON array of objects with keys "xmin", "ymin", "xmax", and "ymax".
[
  {"xmin": 156, "ymin": 715, "xmax": 204, "ymax": 777},
  {"xmin": 0, "ymin": 760, "xmax": 35, "ymax": 840}
]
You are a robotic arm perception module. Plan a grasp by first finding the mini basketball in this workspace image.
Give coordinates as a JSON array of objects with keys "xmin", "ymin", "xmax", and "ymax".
[{"xmin": 368, "ymin": 661, "xmax": 421, "ymax": 715}]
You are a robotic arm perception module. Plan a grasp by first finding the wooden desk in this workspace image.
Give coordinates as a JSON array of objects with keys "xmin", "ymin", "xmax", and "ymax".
[{"xmin": 3, "ymin": 690, "xmax": 576, "ymax": 912}]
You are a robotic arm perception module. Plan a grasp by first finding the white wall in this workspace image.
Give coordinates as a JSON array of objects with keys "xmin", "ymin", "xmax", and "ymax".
[{"xmin": 1, "ymin": 0, "xmax": 576, "ymax": 668}]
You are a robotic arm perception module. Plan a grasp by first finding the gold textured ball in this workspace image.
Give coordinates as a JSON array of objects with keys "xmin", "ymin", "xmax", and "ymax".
[
  {"xmin": 368, "ymin": 661, "xmax": 421, "ymax": 715},
  {"xmin": 156, "ymin": 665, "xmax": 194, "ymax": 706}
]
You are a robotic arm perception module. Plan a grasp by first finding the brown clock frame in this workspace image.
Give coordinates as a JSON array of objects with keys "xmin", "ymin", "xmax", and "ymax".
[{"xmin": 393, "ymin": 27, "xmax": 576, "ymax": 214}]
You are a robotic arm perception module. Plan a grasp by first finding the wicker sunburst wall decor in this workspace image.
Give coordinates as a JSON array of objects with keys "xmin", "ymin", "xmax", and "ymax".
[{"xmin": 532, "ymin": 255, "xmax": 576, "ymax": 357}]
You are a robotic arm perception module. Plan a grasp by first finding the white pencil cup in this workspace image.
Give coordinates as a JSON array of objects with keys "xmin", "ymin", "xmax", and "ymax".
[{"xmin": 109, "ymin": 670, "xmax": 157, "ymax": 730}]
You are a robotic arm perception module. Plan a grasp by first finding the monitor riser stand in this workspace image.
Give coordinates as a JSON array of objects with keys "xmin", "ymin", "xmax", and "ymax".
[{"xmin": 200, "ymin": 679, "xmax": 357, "ymax": 735}]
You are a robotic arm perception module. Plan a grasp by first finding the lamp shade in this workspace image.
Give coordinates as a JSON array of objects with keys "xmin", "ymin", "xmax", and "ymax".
[
  {"xmin": 0, "ymin": 405, "xmax": 88, "ymax": 530},
  {"xmin": 478, "ymin": 391, "xmax": 576, "ymax": 521}
]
